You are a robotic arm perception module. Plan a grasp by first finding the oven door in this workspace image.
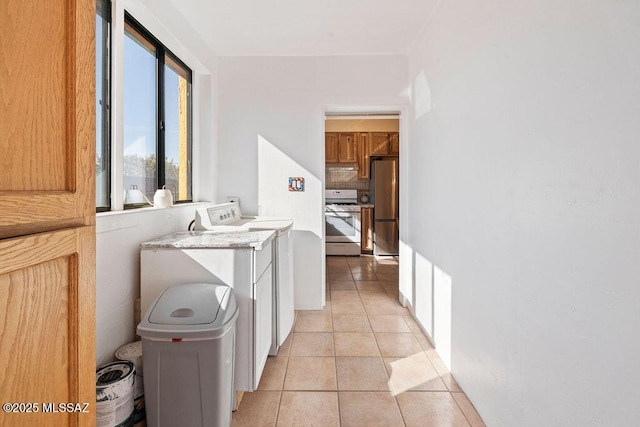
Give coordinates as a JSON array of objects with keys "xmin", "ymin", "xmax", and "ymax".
[{"xmin": 325, "ymin": 211, "xmax": 361, "ymax": 243}]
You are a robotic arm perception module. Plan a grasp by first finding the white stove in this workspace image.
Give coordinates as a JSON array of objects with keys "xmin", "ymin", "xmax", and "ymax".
[{"xmin": 325, "ymin": 190, "xmax": 361, "ymax": 256}]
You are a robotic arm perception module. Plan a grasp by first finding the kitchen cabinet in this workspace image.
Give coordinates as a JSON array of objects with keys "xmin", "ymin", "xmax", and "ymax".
[
  {"xmin": 370, "ymin": 132, "xmax": 391, "ymax": 155},
  {"xmin": 390, "ymin": 133, "xmax": 400, "ymax": 155},
  {"xmin": 0, "ymin": 2, "xmax": 96, "ymax": 425},
  {"xmin": 338, "ymin": 133, "xmax": 357, "ymax": 163},
  {"xmin": 361, "ymin": 207, "xmax": 374, "ymax": 253},
  {"xmin": 325, "ymin": 132, "xmax": 339, "ymax": 162},
  {"xmin": 326, "ymin": 132, "xmax": 357, "ymax": 163},
  {"xmin": 369, "ymin": 132, "xmax": 399, "ymax": 156},
  {"xmin": 357, "ymin": 132, "xmax": 371, "ymax": 179}
]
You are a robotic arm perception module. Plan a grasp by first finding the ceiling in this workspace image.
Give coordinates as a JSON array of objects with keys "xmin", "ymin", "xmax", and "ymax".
[{"xmin": 165, "ymin": 0, "xmax": 438, "ymax": 56}]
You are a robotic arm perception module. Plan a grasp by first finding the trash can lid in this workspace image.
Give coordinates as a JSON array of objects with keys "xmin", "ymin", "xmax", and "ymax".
[
  {"xmin": 137, "ymin": 283, "xmax": 238, "ymax": 340},
  {"xmin": 149, "ymin": 283, "xmax": 230, "ymax": 326}
]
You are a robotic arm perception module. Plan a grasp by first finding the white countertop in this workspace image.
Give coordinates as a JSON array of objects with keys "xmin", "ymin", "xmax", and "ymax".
[{"xmin": 140, "ymin": 230, "xmax": 276, "ymax": 250}]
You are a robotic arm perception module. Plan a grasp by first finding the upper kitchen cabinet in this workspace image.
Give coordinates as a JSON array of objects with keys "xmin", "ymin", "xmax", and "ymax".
[
  {"xmin": 370, "ymin": 132, "xmax": 399, "ymax": 156},
  {"xmin": 390, "ymin": 132, "xmax": 399, "ymax": 155},
  {"xmin": 325, "ymin": 133, "xmax": 339, "ymax": 162},
  {"xmin": 370, "ymin": 132, "xmax": 391, "ymax": 155},
  {"xmin": 326, "ymin": 132, "xmax": 357, "ymax": 163},
  {"xmin": 338, "ymin": 133, "xmax": 357, "ymax": 163},
  {"xmin": 357, "ymin": 132, "xmax": 371, "ymax": 179}
]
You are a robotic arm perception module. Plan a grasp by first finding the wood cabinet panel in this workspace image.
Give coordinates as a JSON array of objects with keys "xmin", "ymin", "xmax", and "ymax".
[
  {"xmin": 361, "ymin": 207, "xmax": 374, "ymax": 253},
  {"xmin": 0, "ymin": 227, "xmax": 95, "ymax": 427},
  {"xmin": 0, "ymin": 0, "xmax": 95, "ymax": 239},
  {"xmin": 370, "ymin": 133, "xmax": 391, "ymax": 155},
  {"xmin": 325, "ymin": 133, "xmax": 339, "ymax": 163},
  {"xmin": 338, "ymin": 133, "xmax": 357, "ymax": 163},
  {"xmin": 390, "ymin": 133, "xmax": 399, "ymax": 155},
  {"xmin": 357, "ymin": 133, "xmax": 370, "ymax": 179}
]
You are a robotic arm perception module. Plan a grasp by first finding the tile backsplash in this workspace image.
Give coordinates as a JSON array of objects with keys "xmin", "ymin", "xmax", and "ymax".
[{"xmin": 326, "ymin": 168, "xmax": 369, "ymax": 190}]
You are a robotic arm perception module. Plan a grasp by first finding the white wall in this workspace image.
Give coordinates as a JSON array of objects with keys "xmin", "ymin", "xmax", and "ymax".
[
  {"xmin": 96, "ymin": 205, "xmax": 206, "ymax": 365},
  {"xmin": 96, "ymin": 0, "xmax": 218, "ymax": 365},
  {"xmin": 404, "ymin": 1, "xmax": 640, "ymax": 425},
  {"xmin": 218, "ymin": 56, "xmax": 408, "ymax": 309}
]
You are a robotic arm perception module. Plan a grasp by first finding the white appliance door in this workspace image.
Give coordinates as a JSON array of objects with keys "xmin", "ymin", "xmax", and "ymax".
[
  {"xmin": 325, "ymin": 212, "xmax": 360, "ymax": 243},
  {"xmin": 277, "ymin": 229, "xmax": 295, "ymax": 347}
]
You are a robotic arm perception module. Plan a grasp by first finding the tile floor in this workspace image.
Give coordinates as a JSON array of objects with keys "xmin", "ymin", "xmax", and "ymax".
[{"xmin": 232, "ymin": 256, "xmax": 485, "ymax": 427}]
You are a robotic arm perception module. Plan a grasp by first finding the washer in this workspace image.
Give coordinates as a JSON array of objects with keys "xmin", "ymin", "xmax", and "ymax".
[
  {"xmin": 195, "ymin": 203, "xmax": 294, "ymax": 355},
  {"xmin": 140, "ymin": 230, "xmax": 275, "ymax": 393}
]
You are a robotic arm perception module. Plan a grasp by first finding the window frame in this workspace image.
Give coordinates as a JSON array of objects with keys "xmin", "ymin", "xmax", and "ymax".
[
  {"xmin": 96, "ymin": 0, "xmax": 112, "ymax": 213},
  {"xmin": 122, "ymin": 12, "xmax": 194, "ymax": 209}
]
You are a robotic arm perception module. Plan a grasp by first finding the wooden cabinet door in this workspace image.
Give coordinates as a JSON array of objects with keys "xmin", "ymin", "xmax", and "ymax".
[
  {"xmin": 357, "ymin": 133, "xmax": 370, "ymax": 179},
  {"xmin": 338, "ymin": 133, "xmax": 357, "ymax": 163},
  {"xmin": 370, "ymin": 133, "xmax": 391, "ymax": 155},
  {"xmin": 0, "ymin": 228, "xmax": 95, "ymax": 427},
  {"xmin": 325, "ymin": 133, "xmax": 339, "ymax": 162},
  {"xmin": 0, "ymin": 2, "xmax": 96, "ymax": 425},
  {"xmin": 361, "ymin": 208, "xmax": 373, "ymax": 252},
  {"xmin": 390, "ymin": 133, "xmax": 400, "ymax": 155}
]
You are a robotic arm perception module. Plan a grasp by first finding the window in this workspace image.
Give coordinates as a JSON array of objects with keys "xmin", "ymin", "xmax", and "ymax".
[
  {"xmin": 123, "ymin": 14, "xmax": 192, "ymax": 207},
  {"xmin": 96, "ymin": 0, "xmax": 111, "ymax": 211}
]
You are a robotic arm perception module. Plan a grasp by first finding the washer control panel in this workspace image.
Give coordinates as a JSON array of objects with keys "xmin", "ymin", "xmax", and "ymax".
[{"xmin": 194, "ymin": 202, "xmax": 241, "ymax": 229}]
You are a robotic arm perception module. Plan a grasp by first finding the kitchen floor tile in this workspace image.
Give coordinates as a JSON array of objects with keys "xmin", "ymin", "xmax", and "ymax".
[
  {"xmin": 375, "ymin": 273, "xmax": 399, "ymax": 282},
  {"xmin": 383, "ymin": 352, "xmax": 447, "ymax": 393},
  {"xmin": 330, "ymin": 280, "xmax": 357, "ymax": 290},
  {"xmin": 375, "ymin": 333, "xmax": 423, "ymax": 358},
  {"xmin": 414, "ymin": 333, "xmax": 435, "ymax": 351},
  {"xmin": 327, "ymin": 272, "xmax": 354, "ymax": 282},
  {"xmin": 332, "ymin": 314, "xmax": 372, "ymax": 332},
  {"xmin": 368, "ymin": 314, "xmax": 411, "ymax": 333},
  {"xmin": 284, "ymin": 357, "xmax": 337, "ymax": 391},
  {"xmin": 338, "ymin": 392, "xmax": 404, "ymax": 427},
  {"xmin": 362, "ymin": 298, "xmax": 401, "ymax": 315},
  {"xmin": 452, "ymin": 392, "xmax": 487, "ymax": 427},
  {"xmin": 290, "ymin": 332, "xmax": 334, "ymax": 356},
  {"xmin": 331, "ymin": 299, "xmax": 367, "ymax": 315},
  {"xmin": 336, "ymin": 357, "xmax": 389, "ymax": 391},
  {"xmin": 424, "ymin": 349, "xmax": 462, "ymax": 391},
  {"xmin": 351, "ymin": 272, "xmax": 379, "ymax": 281},
  {"xmin": 330, "ymin": 290, "xmax": 362, "ymax": 302},
  {"xmin": 355, "ymin": 280, "xmax": 386, "ymax": 292},
  {"xmin": 277, "ymin": 392, "xmax": 340, "ymax": 427},
  {"xmin": 294, "ymin": 313, "xmax": 333, "ymax": 332},
  {"xmin": 334, "ymin": 332, "xmax": 380, "ymax": 356},
  {"xmin": 258, "ymin": 356, "xmax": 289, "ymax": 390},
  {"xmin": 401, "ymin": 315, "xmax": 425, "ymax": 334},
  {"xmin": 397, "ymin": 392, "xmax": 470, "ymax": 427},
  {"xmin": 232, "ymin": 390, "xmax": 281, "ymax": 427},
  {"xmin": 277, "ymin": 333, "xmax": 293, "ymax": 358}
]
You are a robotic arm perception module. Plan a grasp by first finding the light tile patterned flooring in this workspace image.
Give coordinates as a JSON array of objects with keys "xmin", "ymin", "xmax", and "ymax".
[{"xmin": 232, "ymin": 256, "xmax": 485, "ymax": 427}]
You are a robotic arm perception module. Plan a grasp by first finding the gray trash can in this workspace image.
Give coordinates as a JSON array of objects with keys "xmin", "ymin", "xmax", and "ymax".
[{"xmin": 137, "ymin": 283, "xmax": 239, "ymax": 427}]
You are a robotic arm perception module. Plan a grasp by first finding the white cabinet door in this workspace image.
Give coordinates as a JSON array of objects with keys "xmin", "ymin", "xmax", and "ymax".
[{"xmin": 253, "ymin": 264, "xmax": 273, "ymax": 389}]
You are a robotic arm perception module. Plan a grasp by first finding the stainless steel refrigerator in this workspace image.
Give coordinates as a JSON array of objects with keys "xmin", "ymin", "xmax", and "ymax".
[{"xmin": 370, "ymin": 157, "xmax": 399, "ymax": 255}]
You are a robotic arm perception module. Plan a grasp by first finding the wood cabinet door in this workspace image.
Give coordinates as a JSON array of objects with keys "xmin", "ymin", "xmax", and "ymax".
[
  {"xmin": 338, "ymin": 133, "xmax": 357, "ymax": 163},
  {"xmin": 361, "ymin": 208, "xmax": 373, "ymax": 252},
  {"xmin": 357, "ymin": 133, "xmax": 370, "ymax": 179},
  {"xmin": 390, "ymin": 133, "xmax": 400, "ymax": 155},
  {"xmin": 325, "ymin": 133, "xmax": 339, "ymax": 162},
  {"xmin": 370, "ymin": 133, "xmax": 391, "ymax": 155},
  {"xmin": 0, "ymin": 2, "xmax": 96, "ymax": 426},
  {"xmin": 0, "ymin": 228, "xmax": 95, "ymax": 427}
]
